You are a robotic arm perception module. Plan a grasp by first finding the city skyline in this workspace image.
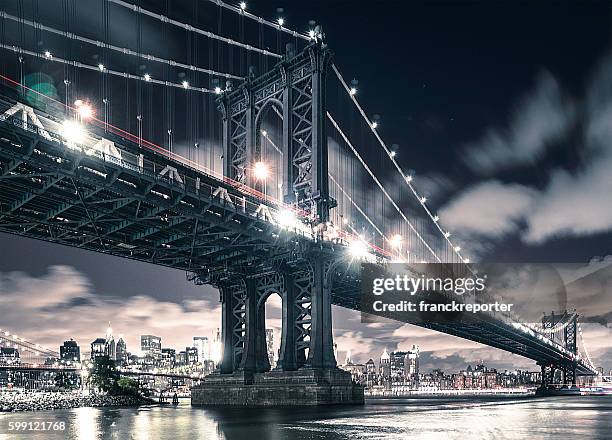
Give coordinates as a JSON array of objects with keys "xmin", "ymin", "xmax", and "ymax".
[
  {"xmin": 5, "ymin": 319, "xmax": 568, "ymax": 384},
  {"xmin": 1, "ymin": 248, "xmax": 612, "ymax": 371},
  {"xmin": 2, "ymin": 274, "xmax": 611, "ymax": 375}
]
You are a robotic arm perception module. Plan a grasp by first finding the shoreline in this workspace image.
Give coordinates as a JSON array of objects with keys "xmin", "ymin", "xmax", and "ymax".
[
  {"xmin": 364, "ymin": 389, "xmax": 536, "ymax": 399},
  {"xmin": 0, "ymin": 391, "xmax": 155, "ymax": 412}
]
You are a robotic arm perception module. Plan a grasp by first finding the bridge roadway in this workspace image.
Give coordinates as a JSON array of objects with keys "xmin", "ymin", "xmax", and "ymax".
[{"xmin": 0, "ymin": 89, "xmax": 596, "ymax": 378}]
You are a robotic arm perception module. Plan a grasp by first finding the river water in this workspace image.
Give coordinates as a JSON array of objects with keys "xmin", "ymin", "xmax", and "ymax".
[{"xmin": 1, "ymin": 396, "xmax": 611, "ymax": 439}]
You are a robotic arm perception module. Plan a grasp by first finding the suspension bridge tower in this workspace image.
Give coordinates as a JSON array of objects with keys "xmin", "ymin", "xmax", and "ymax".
[
  {"xmin": 191, "ymin": 34, "xmax": 363, "ymax": 406},
  {"xmin": 537, "ymin": 310, "xmax": 580, "ymax": 394}
]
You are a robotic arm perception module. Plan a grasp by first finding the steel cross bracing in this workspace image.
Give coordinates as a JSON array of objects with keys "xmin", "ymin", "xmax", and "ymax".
[{"xmin": 219, "ymin": 41, "xmax": 334, "ymax": 223}]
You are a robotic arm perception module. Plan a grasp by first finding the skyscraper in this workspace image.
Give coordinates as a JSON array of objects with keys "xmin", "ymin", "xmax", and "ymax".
[
  {"xmin": 186, "ymin": 347, "xmax": 198, "ymax": 365},
  {"xmin": 406, "ymin": 344, "xmax": 420, "ymax": 385},
  {"xmin": 90, "ymin": 338, "xmax": 106, "ymax": 360},
  {"xmin": 161, "ymin": 348, "xmax": 176, "ymax": 368},
  {"xmin": 60, "ymin": 339, "xmax": 80, "ymax": 363},
  {"xmin": 345, "ymin": 350, "xmax": 353, "ymax": 365},
  {"xmin": 141, "ymin": 335, "xmax": 162, "ymax": 357},
  {"xmin": 105, "ymin": 322, "xmax": 116, "ymax": 361},
  {"xmin": 211, "ymin": 328, "xmax": 222, "ymax": 364},
  {"xmin": 380, "ymin": 348, "xmax": 391, "ymax": 379},
  {"xmin": 265, "ymin": 329, "xmax": 275, "ymax": 367},
  {"xmin": 390, "ymin": 351, "xmax": 408, "ymax": 379},
  {"xmin": 116, "ymin": 336, "xmax": 127, "ymax": 366},
  {"xmin": 193, "ymin": 336, "xmax": 210, "ymax": 362}
]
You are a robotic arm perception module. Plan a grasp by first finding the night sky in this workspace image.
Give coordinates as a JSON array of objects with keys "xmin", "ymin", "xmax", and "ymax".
[{"xmin": 0, "ymin": 0, "xmax": 611, "ymax": 371}]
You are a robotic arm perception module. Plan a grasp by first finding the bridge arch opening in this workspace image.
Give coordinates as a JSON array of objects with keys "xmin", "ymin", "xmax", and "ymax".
[
  {"xmin": 258, "ymin": 290, "xmax": 283, "ymax": 371},
  {"xmin": 253, "ymin": 98, "xmax": 284, "ymax": 201}
]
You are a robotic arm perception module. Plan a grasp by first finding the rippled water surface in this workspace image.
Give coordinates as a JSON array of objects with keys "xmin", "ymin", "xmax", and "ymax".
[{"xmin": 1, "ymin": 396, "xmax": 612, "ymax": 439}]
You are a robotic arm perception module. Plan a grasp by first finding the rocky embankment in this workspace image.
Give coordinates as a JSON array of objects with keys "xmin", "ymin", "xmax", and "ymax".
[{"xmin": 0, "ymin": 392, "xmax": 153, "ymax": 412}]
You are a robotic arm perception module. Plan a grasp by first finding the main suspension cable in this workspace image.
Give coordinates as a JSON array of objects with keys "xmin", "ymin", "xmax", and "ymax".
[
  {"xmin": 204, "ymin": 0, "xmax": 310, "ymax": 41},
  {"xmin": 107, "ymin": 0, "xmax": 281, "ymax": 59},
  {"xmin": 327, "ymin": 111, "xmax": 441, "ymax": 263},
  {"xmin": 0, "ymin": 11, "xmax": 242, "ymax": 81},
  {"xmin": 332, "ymin": 63, "xmax": 468, "ymax": 264},
  {"xmin": 0, "ymin": 43, "xmax": 216, "ymax": 93}
]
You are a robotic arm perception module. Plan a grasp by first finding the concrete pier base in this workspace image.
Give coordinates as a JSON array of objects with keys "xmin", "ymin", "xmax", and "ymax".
[
  {"xmin": 535, "ymin": 386, "xmax": 581, "ymax": 396},
  {"xmin": 191, "ymin": 368, "xmax": 364, "ymax": 407}
]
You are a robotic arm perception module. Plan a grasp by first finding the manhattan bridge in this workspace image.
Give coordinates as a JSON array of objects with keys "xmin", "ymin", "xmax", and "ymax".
[{"xmin": 0, "ymin": 0, "xmax": 597, "ymax": 405}]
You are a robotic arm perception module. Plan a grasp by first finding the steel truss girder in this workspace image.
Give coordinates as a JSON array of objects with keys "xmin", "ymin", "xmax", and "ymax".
[{"xmin": 0, "ymin": 119, "xmax": 311, "ymax": 273}]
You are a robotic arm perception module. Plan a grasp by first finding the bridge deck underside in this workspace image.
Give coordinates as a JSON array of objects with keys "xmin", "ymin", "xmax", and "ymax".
[{"xmin": 0, "ymin": 117, "xmax": 306, "ymax": 277}]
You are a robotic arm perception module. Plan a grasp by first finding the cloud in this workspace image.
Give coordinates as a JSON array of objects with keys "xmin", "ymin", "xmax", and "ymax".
[
  {"xmin": 522, "ymin": 56, "xmax": 612, "ymax": 243},
  {"xmin": 524, "ymin": 161, "xmax": 612, "ymax": 242},
  {"xmin": 439, "ymin": 165, "xmax": 612, "ymax": 245},
  {"xmin": 556, "ymin": 255, "xmax": 612, "ymax": 285},
  {"xmin": 0, "ymin": 265, "xmax": 221, "ymax": 356},
  {"xmin": 439, "ymin": 181, "xmax": 535, "ymax": 238},
  {"xmin": 464, "ymin": 72, "xmax": 574, "ymax": 174},
  {"xmin": 443, "ymin": 54, "xmax": 612, "ymax": 245}
]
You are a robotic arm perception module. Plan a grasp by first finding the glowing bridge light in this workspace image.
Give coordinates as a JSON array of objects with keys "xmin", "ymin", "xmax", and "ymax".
[
  {"xmin": 406, "ymin": 175, "xmax": 413, "ymax": 183},
  {"xmin": 277, "ymin": 209, "xmax": 297, "ymax": 228},
  {"xmin": 253, "ymin": 161, "xmax": 269, "ymax": 180},
  {"xmin": 78, "ymin": 105, "xmax": 93, "ymax": 119},
  {"xmin": 240, "ymin": 1, "xmax": 246, "ymax": 10},
  {"xmin": 308, "ymin": 29, "xmax": 316, "ymax": 39},
  {"xmin": 61, "ymin": 120, "xmax": 86, "ymax": 144},
  {"xmin": 390, "ymin": 150, "xmax": 396, "ymax": 158},
  {"xmin": 420, "ymin": 196, "xmax": 427, "ymax": 203},
  {"xmin": 278, "ymin": 17, "xmax": 285, "ymax": 26},
  {"xmin": 349, "ymin": 239, "xmax": 368, "ymax": 259},
  {"xmin": 98, "ymin": 63, "xmax": 105, "ymax": 71},
  {"xmin": 214, "ymin": 86, "xmax": 222, "ymax": 95},
  {"xmin": 182, "ymin": 80, "xmax": 189, "ymax": 89},
  {"xmin": 44, "ymin": 50, "xmax": 52, "ymax": 59},
  {"xmin": 371, "ymin": 121, "xmax": 378, "ymax": 129},
  {"xmin": 433, "ymin": 215, "xmax": 439, "ymax": 222},
  {"xmin": 144, "ymin": 73, "xmax": 151, "ymax": 82},
  {"xmin": 74, "ymin": 100, "xmax": 94, "ymax": 120},
  {"xmin": 390, "ymin": 234, "xmax": 402, "ymax": 249},
  {"xmin": 464, "ymin": 258, "xmax": 470, "ymax": 263},
  {"xmin": 444, "ymin": 231, "xmax": 451, "ymax": 238},
  {"xmin": 349, "ymin": 87, "xmax": 357, "ymax": 96},
  {"xmin": 261, "ymin": 129, "xmax": 268, "ymax": 137},
  {"xmin": 454, "ymin": 246, "xmax": 461, "ymax": 252}
]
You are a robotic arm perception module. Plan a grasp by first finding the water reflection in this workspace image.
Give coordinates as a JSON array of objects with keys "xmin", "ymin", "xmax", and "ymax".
[{"xmin": 0, "ymin": 396, "xmax": 611, "ymax": 440}]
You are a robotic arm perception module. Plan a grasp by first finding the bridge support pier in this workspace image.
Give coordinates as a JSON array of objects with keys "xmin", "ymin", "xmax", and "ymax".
[
  {"xmin": 536, "ymin": 362, "xmax": 580, "ymax": 396},
  {"xmin": 192, "ymin": 260, "xmax": 363, "ymax": 407}
]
